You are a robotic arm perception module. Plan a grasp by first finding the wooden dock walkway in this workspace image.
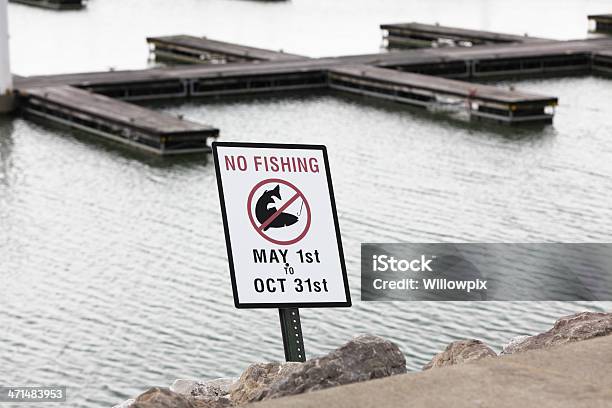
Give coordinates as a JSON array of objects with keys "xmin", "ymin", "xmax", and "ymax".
[
  {"xmin": 329, "ymin": 65, "xmax": 557, "ymax": 124},
  {"xmin": 381, "ymin": 22, "xmax": 547, "ymax": 49},
  {"xmin": 11, "ymin": 25, "xmax": 612, "ymax": 154},
  {"xmin": 18, "ymin": 38, "xmax": 612, "ymax": 92},
  {"xmin": 147, "ymin": 35, "xmax": 306, "ymax": 64},
  {"xmin": 588, "ymin": 14, "xmax": 612, "ymax": 33},
  {"xmin": 17, "ymin": 85, "xmax": 218, "ymax": 155},
  {"xmin": 9, "ymin": 0, "xmax": 84, "ymax": 10},
  {"xmin": 376, "ymin": 37, "xmax": 612, "ymax": 78}
]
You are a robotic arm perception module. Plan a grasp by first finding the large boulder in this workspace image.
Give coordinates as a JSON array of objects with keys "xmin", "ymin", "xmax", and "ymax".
[
  {"xmin": 422, "ymin": 339, "xmax": 496, "ymax": 370},
  {"xmin": 229, "ymin": 334, "xmax": 406, "ymax": 404},
  {"xmin": 500, "ymin": 335, "xmax": 531, "ymax": 355},
  {"xmin": 171, "ymin": 378, "xmax": 236, "ymax": 408},
  {"xmin": 130, "ymin": 387, "xmax": 196, "ymax": 408},
  {"xmin": 501, "ymin": 312, "xmax": 612, "ymax": 355},
  {"xmin": 229, "ymin": 362, "xmax": 302, "ymax": 405}
]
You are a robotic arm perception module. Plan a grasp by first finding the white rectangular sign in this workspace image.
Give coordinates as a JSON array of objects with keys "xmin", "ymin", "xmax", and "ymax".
[{"xmin": 213, "ymin": 142, "xmax": 351, "ymax": 308}]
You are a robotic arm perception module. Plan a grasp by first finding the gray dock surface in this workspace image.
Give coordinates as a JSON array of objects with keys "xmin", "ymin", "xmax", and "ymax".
[
  {"xmin": 381, "ymin": 22, "xmax": 547, "ymax": 48},
  {"xmin": 147, "ymin": 35, "xmax": 306, "ymax": 63},
  {"xmin": 16, "ymin": 38, "xmax": 612, "ymax": 91},
  {"xmin": 18, "ymin": 85, "xmax": 218, "ymax": 154},
  {"xmin": 11, "ymin": 35, "xmax": 612, "ymax": 154},
  {"xmin": 376, "ymin": 37, "xmax": 612, "ymax": 68},
  {"xmin": 329, "ymin": 65, "xmax": 556, "ymax": 124},
  {"xmin": 330, "ymin": 65, "xmax": 556, "ymax": 104}
]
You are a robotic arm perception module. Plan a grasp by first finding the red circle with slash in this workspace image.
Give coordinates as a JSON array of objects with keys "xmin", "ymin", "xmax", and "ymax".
[{"xmin": 247, "ymin": 178, "xmax": 311, "ymax": 245}]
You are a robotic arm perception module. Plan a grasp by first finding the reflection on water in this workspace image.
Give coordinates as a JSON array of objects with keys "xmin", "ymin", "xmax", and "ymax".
[{"xmin": 1, "ymin": 1, "xmax": 612, "ymax": 407}]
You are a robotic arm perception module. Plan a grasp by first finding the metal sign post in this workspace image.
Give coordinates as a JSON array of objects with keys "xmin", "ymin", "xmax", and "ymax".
[{"xmin": 278, "ymin": 308, "xmax": 305, "ymax": 362}]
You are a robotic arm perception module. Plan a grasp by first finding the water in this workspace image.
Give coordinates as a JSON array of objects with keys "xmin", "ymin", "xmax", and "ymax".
[{"xmin": 2, "ymin": 1, "xmax": 612, "ymax": 407}]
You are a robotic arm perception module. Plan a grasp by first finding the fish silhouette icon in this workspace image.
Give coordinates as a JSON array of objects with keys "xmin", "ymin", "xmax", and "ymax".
[{"xmin": 255, "ymin": 185, "xmax": 299, "ymax": 231}]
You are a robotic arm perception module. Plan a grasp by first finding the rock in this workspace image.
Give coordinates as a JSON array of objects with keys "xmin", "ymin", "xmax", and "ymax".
[
  {"xmin": 230, "ymin": 334, "xmax": 406, "ymax": 404},
  {"xmin": 171, "ymin": 378, "xmax": 236, "ymax": 398},
  {"xmin": 171, "ymin": 379, "xmax": 200, "ymax": 396},
  {"xmin": 500, "ymin": 335, "xmax": 530, "ymax": 355},
  {"xmin": 112, "ymin": 399, "xmax": 135, "ymax": 408},
  {"xmin": 229, "ymin": 362, "xmax": 302, "ymax": 405},
  {"xmin": 422, "ymin": 339, "xmax": 496, "ymax": 370},
  {"xmin": 130, "ymin": 387, "xmax": 197, "ymax": 408},
  {"xmin": 191, "ymin": 398, "xmax": 233, "ymax": 408},
  {"xmin": 170, "ymin": 378, "xmax": 236, "ymax": 408},
  {"xmin": 501, "ymin": 312, "xmax": 612, "ymax": 354}
]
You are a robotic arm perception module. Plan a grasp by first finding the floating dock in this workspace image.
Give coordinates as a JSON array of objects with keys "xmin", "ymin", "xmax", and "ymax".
[
  {"xmin": 15, "ymin": 47, "xmax": 561, "ymax": 126},
  {"xmin": 588, "ymin": 14, "xmax": 612, "ymax": 33},
  {"xmin": 12, "ymin": 28, "xmax": 612, "ymax": 154},
  {"xmin": 381, "ymin": 23, "xmax": 547, "ymax": 49},
  {"xmin": 8, "ymin": 0, "xmax": 84, "ymax": 10},
  {"xmin": 147, "ymin": 35, "xmax": 306, "ymax": 64},
  {"xmin": 14, "ymin": 61, "xmax": 333, "ymax": 101},
  {"xmin": 376, "ymin": 38, "xmax": 612, "ymax": 79},
  {"xmin": 17, "ymin": 85, "xmax": 218, "ymax": 155},
  {"xmin": 18, "ymin": 38, "xmax": 612, "ymax": 91},
  {"xmin": 329, "ymin": 65, "xmax": 557, "ymax": 124},
  {"xmin": 593, "ymin": 50, "xmax": 612, "ymax": 74}
]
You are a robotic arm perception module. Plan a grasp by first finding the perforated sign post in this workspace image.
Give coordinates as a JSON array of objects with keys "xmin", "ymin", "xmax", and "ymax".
[{"xmin": 213, "ymin": 142, "xmax": 351, "ymax": 362}]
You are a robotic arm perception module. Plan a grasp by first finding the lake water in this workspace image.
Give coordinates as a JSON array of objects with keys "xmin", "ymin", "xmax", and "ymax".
[{"xmin": 1, "ymin": 1, "xmax": 612, "ymax": 407}]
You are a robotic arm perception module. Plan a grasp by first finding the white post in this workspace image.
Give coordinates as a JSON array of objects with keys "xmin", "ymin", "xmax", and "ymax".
[{"xmin": 0, "ymin": 0, "xmax": 13, "ymax": 112}]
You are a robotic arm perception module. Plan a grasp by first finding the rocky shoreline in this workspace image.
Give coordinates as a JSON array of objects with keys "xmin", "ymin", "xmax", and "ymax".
[{"xmin": 114, "ymin": 311, "xmax": 612, "ymax": 408}]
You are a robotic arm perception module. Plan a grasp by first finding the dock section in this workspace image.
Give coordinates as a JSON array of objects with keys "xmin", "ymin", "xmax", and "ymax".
[
  {"xmin": 147, "ymin": 35, "xmax": 306, "ymax": 64},
  {"xmin": 13, "ymin": 36, "xmax": 612, "ymax": 154},
  {"xmin": 19, "ymin": 38, "xmax": 612, "ymax": 92},
  {"xmin": 376, "ymin": 38, "xmax": 612, "ymax": 78},
  {"xmin": 328, "ymin": 65, "xmax": 557, "ymax": 124},
  {"xmin": 588, "ymin": 14, "xmax": 612, "ymax": 33},
  {"xmin": 9, "ymin": 0, "xmax": 84, "ymax": 9},
  {"xmin": 17, "ymin": 85, "xmax": 218, "ymax": 155},
  {"xmin": 15, "ymin": 61, "xmax": 332, "ymax": 101},
  {"xmin": 15, "ymin": 39, "xmax": 612, "ymax": 92},
  {"xmin": 593, "ymin": 50, "xmax": 612, "ymax": 74},
  {"xmin": 381, "ymin": 23, "xmax": 547, "ymax": 49}
]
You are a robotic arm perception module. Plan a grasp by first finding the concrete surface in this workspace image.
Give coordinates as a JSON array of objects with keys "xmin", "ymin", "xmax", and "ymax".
[{"xmin": 252, "ymin": 335, "xmax": 612, "ymax": 408}]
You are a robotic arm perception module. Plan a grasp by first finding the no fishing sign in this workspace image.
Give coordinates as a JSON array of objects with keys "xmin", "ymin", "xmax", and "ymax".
[{"xmin": 213, "ymin": 142, "xmax": 351, "ymax": 309}]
